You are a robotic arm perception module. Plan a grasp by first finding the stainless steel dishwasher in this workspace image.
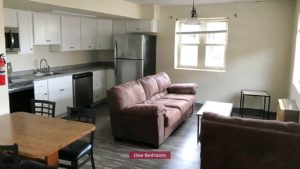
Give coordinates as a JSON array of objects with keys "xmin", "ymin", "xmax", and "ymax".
[{"xmin": 73, "ymin": 72, "xmax": 93, "ymax": 108}]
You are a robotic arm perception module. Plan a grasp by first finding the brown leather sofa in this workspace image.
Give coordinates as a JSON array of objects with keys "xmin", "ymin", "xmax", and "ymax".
[
  {"xmin": 200, "ymin": 112, "xmax": 300, "ymax": 169},
  {"xmin": 107, "ymin": 72, "xmax": 197, "ymax": 147}
]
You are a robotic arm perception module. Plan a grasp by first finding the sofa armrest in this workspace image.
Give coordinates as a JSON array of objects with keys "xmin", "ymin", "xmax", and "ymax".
[
  {"xmin": 167, "ymin": 83, "xmax": 198, "ymax": 94},
  {"xmin": 123, "ymin": 104, "xmax": 166, "ymax": 117}
]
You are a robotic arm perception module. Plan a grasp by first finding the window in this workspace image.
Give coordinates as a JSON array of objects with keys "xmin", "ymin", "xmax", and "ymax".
[{"xmin": 175, "ymin": 18, "xmax": 228, "ymax": 71}]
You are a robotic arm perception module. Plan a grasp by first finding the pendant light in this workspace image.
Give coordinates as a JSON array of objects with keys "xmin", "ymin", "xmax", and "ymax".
[{"xmin": 191, "ymin": 0, "xmax": 198, "ymax": 19}]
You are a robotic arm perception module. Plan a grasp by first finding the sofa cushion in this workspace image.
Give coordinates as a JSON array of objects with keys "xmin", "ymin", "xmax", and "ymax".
[
  {"xmin": 139, "ymin": 76, "xmax": 159, "ymax": 99},
  {"xmin": 108, "ymin": 80, "xmax": 146, "ymax": 111},
  {"xmin": 144, "ymin": 91, "xmax": 168, "ymax": 104},
  {"xmin": 164, "ymin": 107, "xmax": 181, "ymax": 127},
  {"xmin": 153, "ymin": 72, "xmax": 171, "ymax": 92},
  {"xmin": 163, "ymin": 94, "xmax": 196, "ymax": 103},
  {"xmin": 152, "ymin": 99, "xmax": 191, "ymax": 114}
]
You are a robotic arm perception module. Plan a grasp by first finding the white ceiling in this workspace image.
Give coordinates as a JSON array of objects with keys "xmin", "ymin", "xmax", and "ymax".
[{"xmin": 125, "ymin": 0, "xmax": 265, "ymax": 6}]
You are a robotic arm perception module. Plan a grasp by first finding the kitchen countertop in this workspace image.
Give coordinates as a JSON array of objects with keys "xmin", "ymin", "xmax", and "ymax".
[{"xmin": 9, "ymin": 62, "xmax": 114, "ymax": 93}]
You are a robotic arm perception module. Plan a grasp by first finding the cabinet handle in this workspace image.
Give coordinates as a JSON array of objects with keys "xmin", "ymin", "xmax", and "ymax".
[
  {"xmin": 46, "ymin": 40, "xmax": 51, "ymax": 42},
  {"xmin": 70, "ymin": 46, "xmax": 74, "ymax": 49},
  {"xmin": 59, "ymin": 89, "xmax": 64, "ymax": 92},
  {"xmin": 88, "ymin": 46, "xmax": 92, "ymax": 48},
  {"xmin": 30, "ymin": 48, "xmax": 33, "ymax": 50},
  {"xmin": 44, "ymin": 93, "xmax": 47, "ymax": 95}
]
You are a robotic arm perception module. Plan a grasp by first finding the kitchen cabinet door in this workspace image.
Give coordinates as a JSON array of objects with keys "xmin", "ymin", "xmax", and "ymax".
[
  {"xmin": 18, "ymin": 10, "xmax": 34, "ymax": 54},
  {"xmin": 93, "ymin": 70, "xmax": 107, "ymax": 103},
  {"xmin": 46, "ymin": 15, "xmax": 61, "ymax": 44},
  {"xmin": 97, "ymin": 19, "xmax": 113, "ymax": 50},
  {"xmin": 34, "ymin": 80, "xmax": 49, "ymax": 101},
  {"xmin": 81, "ymin": 18, "xmax": 97, "ymax": 50},
  {"xmin": 126, "ymin": 20, "xmax": 157, "ymax": 33},
  {"xmin": 106, "ymin": 69, "xmax": 115, "ymax": 90},
  {"xmin": 61, "ymin": 16, "xmax": 81, "ymax": 51},
  {"xmin": 33, "ymin": 13, "xmax": 60, "ymax": 45},
  {"xmin": 126, "ymin": 20, "xmax": 140, "ymax": 32},
  {"xmin": 48, "ymin": 76, "xmax": 73, "ymax": 116},
  {"xmin": 139, "ymin": 20, "xmax": 157, "ymax": 33},
  {"xmin": 4, "ymin": 8, "xmax": 18, "ymax": 27},
  {"xmin": 113, "ymin": 20, "xmax": 127, "ymax": 35}
]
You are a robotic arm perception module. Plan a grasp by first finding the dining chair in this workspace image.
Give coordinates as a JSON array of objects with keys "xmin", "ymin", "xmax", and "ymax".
[
  {"xmin": 0, "ymin": 144, "xmax": 55, "ymax": 169},
  {"xmin": 0, "ymin": 144, "xmax": 19, "ymax": 169},
  {"xmin": 31, "ymin": 99, "xmax": 56, "ymax": 117},
  {"xmin": 59, "ymin": 107, "xmax": 96, "ymax": 169}
]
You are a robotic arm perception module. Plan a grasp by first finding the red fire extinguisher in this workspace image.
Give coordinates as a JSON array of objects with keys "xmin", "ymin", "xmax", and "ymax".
[{"xmin": 0, "ymin": 54, "xmax": 6, "ymax": 86}]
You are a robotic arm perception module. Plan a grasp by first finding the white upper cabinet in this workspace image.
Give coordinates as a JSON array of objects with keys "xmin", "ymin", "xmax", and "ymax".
[
  {"xmin": 33, "ymin": 13, "xmax": 60, "ymax": 45},
  {"xmin": 4, "ymin": 8, "xmax": 18, "ymax": 27},
  {"xmin": 126, "ymin": 20, "xmax": 157, "ymax": 33},
  {"xmin": 80, "ymin": 18, "xmax": 97, "ymax": 50},
  {"xmin": 113, "ymin": 20, "xmax": 127, "ymax": 35},
  {"xmin": 61, "ymin": 16, "xmax": 81, "ymax": 51},
  {"xmin": 18, "ymin": 10, "xmax": 34, "ymax": 54},
  {"xmin": 97, "ymin": 19, "xmax": 113, "ymax": 50}
]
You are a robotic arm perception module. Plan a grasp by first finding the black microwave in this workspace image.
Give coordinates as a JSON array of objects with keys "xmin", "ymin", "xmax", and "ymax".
[{"xmin": 5, "ymin": 30, "xmax": 19, "ymax": 53}]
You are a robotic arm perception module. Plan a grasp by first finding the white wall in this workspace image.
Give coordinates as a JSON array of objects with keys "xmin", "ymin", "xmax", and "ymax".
[
  {"xmin": 0, "ymin": 0, "xmax": 10, "ymax": 115},
  {"xmin": 6, "ymin": 46, "xmax": 113, "ymax": 72},
  {"xmin": 289, "ymin": 0, "xmax": 300, "ymax": 108},
  {"xmin": 157, "ymin": 0, "xmax": 295, "ymax": 111}
]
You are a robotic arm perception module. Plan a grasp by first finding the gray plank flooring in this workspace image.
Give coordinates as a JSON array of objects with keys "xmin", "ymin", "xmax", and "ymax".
[
  {"xmin": 80, "ymin": 103, "xmax": 201, "ymax": 169},
  {"xmin": 72, "ymin": 104, "xmax": 274, "ymax": 169}
]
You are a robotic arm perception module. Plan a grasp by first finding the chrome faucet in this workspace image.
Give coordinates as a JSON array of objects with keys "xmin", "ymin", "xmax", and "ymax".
[{"xmin": 39, "ymin": 58, "xmax": 50, "ymax": 73}]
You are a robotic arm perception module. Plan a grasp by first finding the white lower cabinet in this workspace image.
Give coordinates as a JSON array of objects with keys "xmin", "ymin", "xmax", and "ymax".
[
  {"xmin": 48, "ymin": 76, "xmax": 73, "ymax": 116},
  {"xmin": 34, "ymin": 80, "xmax": 49, "ymax": 101},
  {"xmin": 93, "ymin": 70, "xmax": 106, "ymax": 103},
  {"xmin": 106, "ymin": 69, "xmax": 115, "ymax": 90},
  {"xmin": 34, "ymin": 75, "xmax": 73, "ymax": 117}
]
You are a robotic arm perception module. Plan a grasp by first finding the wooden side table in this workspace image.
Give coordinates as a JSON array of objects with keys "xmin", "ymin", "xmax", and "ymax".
[
  {"xmin": 240, "ymin": 89, "xmax": 271, "ymax": 119},
  {"xmin": 197, "ymin": 101, "xmax": 233, "ymax": 142}
]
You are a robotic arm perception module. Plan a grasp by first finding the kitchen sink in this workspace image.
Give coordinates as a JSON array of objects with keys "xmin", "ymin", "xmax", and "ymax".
[{"xmin": 34, "ymin": 71, "xmax": 62, "ymax": 77}]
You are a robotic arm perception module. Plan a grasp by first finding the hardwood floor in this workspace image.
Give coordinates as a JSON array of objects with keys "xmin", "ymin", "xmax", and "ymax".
[
  {"xmin": 77, "ymin": 103, "xmax": 275, "ymax": 169},
  {"xmin": 79, "ymin": 103, "xmax": 200, "ymax": 169}
]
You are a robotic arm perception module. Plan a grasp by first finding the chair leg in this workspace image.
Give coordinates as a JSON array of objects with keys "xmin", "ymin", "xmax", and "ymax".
[{"xmin": 91, "ymin": 152, "xmax": 96, "ymax": 169}]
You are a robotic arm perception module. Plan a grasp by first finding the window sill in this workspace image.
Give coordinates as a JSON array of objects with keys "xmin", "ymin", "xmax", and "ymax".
[{"xmin": 175, "ymin": 67, "xmax": 226, "ymax": 73}]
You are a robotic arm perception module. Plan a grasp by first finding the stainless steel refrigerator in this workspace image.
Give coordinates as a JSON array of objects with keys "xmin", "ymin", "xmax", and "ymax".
[{"xmin": 113, "ymin": 34, "xmax": 156, "ymax": 85}]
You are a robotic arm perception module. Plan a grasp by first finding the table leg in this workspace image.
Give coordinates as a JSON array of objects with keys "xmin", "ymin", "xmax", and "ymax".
[
  {"xmin": 263, "ymin": 96, "xmax": 266, "ymax": 119},
  {"xmin": 45, "ymin": 151, "xmax": 58, "ymax": 167},
  {"xmin": 240, "ymin": 90, "xmax": 243, "ymax": 116},
  {"xmin": 197, "ymin": 115, "xmax": 200, "ymax": 143},
  {"xmin": 241, "ymin": 94, "xmax": 245, "ymax": 117},
  {"xmin": 267, "ymin": 96, "xmax": 271, "ymax": 119}
]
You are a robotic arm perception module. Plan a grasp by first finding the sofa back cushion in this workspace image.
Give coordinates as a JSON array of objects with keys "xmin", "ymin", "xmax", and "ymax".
[
  {"xmin": 201, "ymin": 112, "xmax": 300, "ymax": 169},
  {"xmin": 139, "ymin": 76, "xmax": 159, "ymax": 99},
  {"xmin": 107, "ymin": 80, "xmax": 146, "ymax": 112},
  {"xmin": 153, "ymin": 72, "xmax": 171, "ymax": 92}
]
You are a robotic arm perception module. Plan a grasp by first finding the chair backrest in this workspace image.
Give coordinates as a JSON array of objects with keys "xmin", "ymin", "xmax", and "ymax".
[
  {"xmin": 67, "ymin": 107, "xmax": 96, "ymax": 145},
  {"xmin": 31, "ymin": 99, "xmax": 56, "ymax": 117},
  {"xmin": 0, "ymin": 144, "xmax": 19, "ymax": 169}
]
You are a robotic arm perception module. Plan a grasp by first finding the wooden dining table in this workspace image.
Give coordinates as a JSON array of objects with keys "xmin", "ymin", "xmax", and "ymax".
[{"xmin": 0, "ymin": 112, "xmax": 96, "ymax": 167}]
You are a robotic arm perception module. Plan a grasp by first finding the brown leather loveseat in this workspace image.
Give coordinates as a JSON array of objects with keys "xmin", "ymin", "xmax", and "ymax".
[
  {"xmin": 107, "ymin": 72, "xmax": 197, "ymax": 147},
  {"xmin": 200, "ymin": 112, "xmax": 300, "ymax": 169}
]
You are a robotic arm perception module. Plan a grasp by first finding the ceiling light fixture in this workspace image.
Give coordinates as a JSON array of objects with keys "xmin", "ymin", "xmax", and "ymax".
[
  {"xmin": 52, "ymin": 10, "xmax": 96, "ymax": 18},
  {"xmin": 191, "ymin": 0, "xmax": 198, "ymax": 19}
]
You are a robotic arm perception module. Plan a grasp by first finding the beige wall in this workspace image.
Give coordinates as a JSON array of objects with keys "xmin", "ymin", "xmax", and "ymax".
[
  {"xmin": 6, "ymin": 46, "xmax": 113, "ymax": 72},
  {"xmin": 0, "ymin": 0, "xmax": 10, "ymax": 115},
  {"xmin": 289, "ymin": 0, "xmax": 300, "ymax": 108},
  {"xmin": 157, "ymin": 0, "xmax": 295, "ymax": 111}
]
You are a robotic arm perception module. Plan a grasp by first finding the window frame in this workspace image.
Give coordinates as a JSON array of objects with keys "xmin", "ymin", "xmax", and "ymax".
[{"xmin": 175, "ymin": 18, "xmax": 229, "ymax": 72}]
